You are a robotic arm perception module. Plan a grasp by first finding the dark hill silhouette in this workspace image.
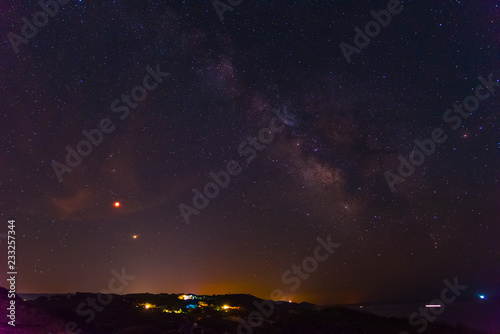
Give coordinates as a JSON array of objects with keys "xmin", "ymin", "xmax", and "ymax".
[
  {"xmin": 0, "ymin": 287, "xmax": 91, "ymax": 334},
  {"xmin": 0, "ymin": 287, "xmax": 488, "ymax": 334}
]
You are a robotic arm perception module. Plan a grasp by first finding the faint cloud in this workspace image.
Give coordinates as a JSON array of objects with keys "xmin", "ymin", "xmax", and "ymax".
[{"xmin": 51, "ymin": 189, "xmax": 93, "ymax": 216}]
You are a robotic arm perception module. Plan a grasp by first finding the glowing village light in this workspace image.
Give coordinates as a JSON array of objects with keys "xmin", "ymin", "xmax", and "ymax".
[
  {"xmin": 141, "ymin": 303, "xmax": 156, "ymax": 309},
  {"xmin": 179, "ymin": 294, "xmax": 194, "ymax": 300},
  {"xmin": 425, "ymin": 304, "xmax": 441, "ymax": 308}
]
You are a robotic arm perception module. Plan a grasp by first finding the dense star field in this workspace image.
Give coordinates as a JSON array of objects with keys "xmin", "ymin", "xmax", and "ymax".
[{"xmin": 1, "ymin": 0, "xmax": 499, "ymax": 309}]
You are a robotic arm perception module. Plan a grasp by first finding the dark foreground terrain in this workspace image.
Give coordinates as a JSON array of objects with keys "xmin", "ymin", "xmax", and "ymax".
[{"xmin": 0, "ymin": 287, "xmax": 490, "ymax": 334}]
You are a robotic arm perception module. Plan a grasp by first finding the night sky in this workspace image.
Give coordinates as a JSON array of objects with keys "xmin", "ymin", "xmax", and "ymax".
[{"xmin": 1, "ymin": 0, "xmax": 500, "ymax": 306}]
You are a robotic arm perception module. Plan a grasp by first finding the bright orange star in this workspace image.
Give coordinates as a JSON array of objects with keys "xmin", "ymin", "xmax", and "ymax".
[
  {"xmin": 114, "ymin": 201, "xmax": 121, "ymax": 208},
  {"xmin": 132, "ymin": 235, "xmax": 138, "ymax": 239}
]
